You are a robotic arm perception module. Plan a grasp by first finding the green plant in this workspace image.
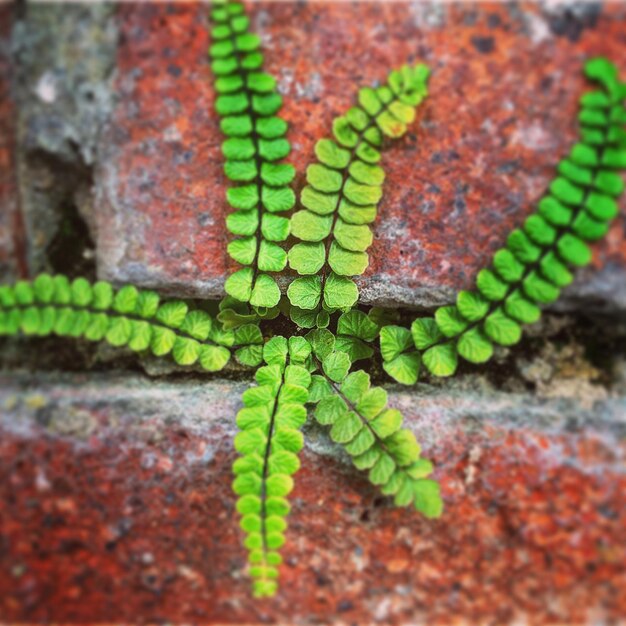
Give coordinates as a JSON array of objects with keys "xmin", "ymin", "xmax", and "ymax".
[
  {"xmin": 210, "ymin": 1, "xmax": 294, "ymax": 312},
  {"xmin": 286, "ymin": 64, "xmax": 429, "ymax": 322},
  {"xmin": 0, "ymin": 276, "xmax": 260, "ymax": 369},
  {"xmin": 380, "ymin": 57, "xmax": 626, "ymax": 385},
  {"xmin": 0, "ymin": 0, "xmax": 624, "ymax": 599}
]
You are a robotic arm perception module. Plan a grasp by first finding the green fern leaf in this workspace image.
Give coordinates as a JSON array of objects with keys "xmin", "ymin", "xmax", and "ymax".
[
  {"xmin": 382, "ymin": 353, "xmax": 421, "ymax": 385},
  {"xmin": 434, "ymin": 306, "xmax": 469, "ymax": 338},
  {"xmin": 337, "ymin": 310, "xmax": 379, "ymax": 342},
  {"xmin": 322, "ymin": 272, "xmax": 359, "ymax": 310},
  {"xmin": 287, "ymin": 276, "xmax": 322, "ymax": 310},
  {"xmin": 456, "ymin": 327, "xmax": 493, "ymax": 364},
  {"xmin": 33, "ymin": 273, "xmax": 55, "ymax": 303},
  {"xmin": 483, "ymin": 309, "xmax": 522, "ymax": 346},
  {"xmin": 156, "ymin": 300, "xmax": 188, "ymax": 328},
  {"xmin": 286, "ymin": 62, "xmax": 430, "ymax": 319},
  {"xmin": 290, "ymin": 211, "xmax": 333, "ymax": 242},
  {"xmin": 456, "ymin": 290, "xmax": 489, "ymax": 322},
  {"xmin": 307, "ymin": 349, "xmax": 442, "ymax": 518},
  {"xmin": 422, "ymin": 343, "xmax": 458, "ymax": 377},
  {"xmin": 380, "ymin": 325, "xmax": 413, "ymax": 361},
  {"xmin": 200, "ymin": 345, "xmax": 231, "ymax": 372},
  {"xmin": 106, "ymin": 317, "xmax": 132, "ymax": 347},
  {"xmin": 411, "ymin": 318, "xmax": 444, "ymax": 350},
  {"xmin": 1, "ymin": 275, "xmax": 237, "ymax": 374},
  {"xmin": 232, "ymin": 336, "xmax": 311, "ymax": 598},
  {"xmin": 380, "ymin": 56, "xmax": 626, "ymax": 386},
  {"xmin": 322, "ymin": 351, "xmax": 351, "ymax": 382}
]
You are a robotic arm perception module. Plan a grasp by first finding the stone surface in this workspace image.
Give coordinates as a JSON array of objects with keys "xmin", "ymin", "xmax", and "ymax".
[
  {"xmin": 0, "ymin": 4, "xmax": 24, "ymax": 282},
  {"xmin": 0, "ymin": 372, "xmax": 624, "ymax": 624},
  {"xmin": 91, "ymin": 2, "xmax": 626, "ymax": 310},
  {"xmin": 96, "ymin": 4, "xmax": 225, "ymax": 296},
  {"xmin": 11, "ymin": 4, "xmax": 117, "ymax": 279}
]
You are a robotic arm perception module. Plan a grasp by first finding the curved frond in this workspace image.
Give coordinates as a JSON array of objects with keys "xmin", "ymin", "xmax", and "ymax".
[
  {"xmin": 0, "ymin": 274, "xmax": 261, "ymax": 372},
  {"xmin": 287, "ymin": 64, "xmax": 430, "ymax": 324},
  {"xmin": 305, "ymin": 328, "xmax": 442, "ymax": 518},
  {"xmin": 233, "ymin": 335, "xmax": 312, "ymax": 597},
  {"xmin": 381, "ymin": 57, "xmax": 626, "ymax": 384},
  {"xmin": 209, "ymin": 0, "xmax": 295, "ymax": 310}
]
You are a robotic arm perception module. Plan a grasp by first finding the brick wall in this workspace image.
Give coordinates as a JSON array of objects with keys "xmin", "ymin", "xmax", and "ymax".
[{"xmin": 1, "ymin": 3, "xmax": 625, "ymax": 624}]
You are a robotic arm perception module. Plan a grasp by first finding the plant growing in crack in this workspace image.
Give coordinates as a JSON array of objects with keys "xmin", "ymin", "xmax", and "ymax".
[{"xmin": 1, "ymin": 0, "xmax": 625, "ymax": 598}]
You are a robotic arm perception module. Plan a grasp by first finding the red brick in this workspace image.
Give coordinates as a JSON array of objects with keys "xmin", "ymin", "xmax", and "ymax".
[
  {"xmin": 0, "ymin": 375, "xmax": 624, "ymax": 623},
  {"xmin": 97, "ymin": 2, "xmax": 626, "ymax": 308}
]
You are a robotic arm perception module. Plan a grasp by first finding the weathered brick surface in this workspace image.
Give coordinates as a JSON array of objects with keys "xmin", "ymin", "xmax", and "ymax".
[
  {"xmin": 0, "ymin": 374, "xmax": 624, "ymax": 624},
  {"xmin": 96, "ymin": 2, "xmax": 626, "ymax": 309},
  {"xmin": 0, "ymin": 5, "xmax": 24, "ymax": 281},
  {"xmin": 96, "ymin": 5, "xmax": 222, "ymax": 295}
]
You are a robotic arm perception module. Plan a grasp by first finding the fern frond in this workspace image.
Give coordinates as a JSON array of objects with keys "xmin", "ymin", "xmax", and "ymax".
[
  {"xmin": 0, "ymin": 274, "xmax": 265, "ymax": 372},
  {"xmin": 233, "ymin": 335, "xmax": 312, "ymax": 597},
  {"xmin": 305, "ymin": 328, "xmax": 442, "ymax": 518},
  {"xmin": 287, "ymin": 64, "xmax": 430, "ymax": 323},
  {"xmin": 209, "ymin": 0, "xmax": 295, "ymax": 310},
  {"xmin": 381, "ymin": 57, "xmax": 626, "ymax": 384}
]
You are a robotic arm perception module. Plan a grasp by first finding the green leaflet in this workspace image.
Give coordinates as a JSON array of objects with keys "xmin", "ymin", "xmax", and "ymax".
[
  {"xmin": 287, "ymin": 62, "xmax": 431, "ymax": 324},
  {"xmin": 383, "ymin": 352, "xmax": 421, "ymax": 385},
  {"xmin": 379, "ymin": 325, "xmax": 421, "ymax": 384},
  {"xmin": 4, "ymin": 40, "xmax": 624, "ymax": 605},
  {"xmin": 307, "ymin": 345, "xmax": 442, "ymax": 518},
  {"xmin": 232, "ymin": 336, "xmax": 311, "ymax": 598},
  {"xmin": 210, "ymin": 1, "xmax": 294, "ymax": 310},
  {"xmin": 287, "ymin": 276, "xmax": 322, "ymax": 311},
  {"xmin": 0, "ymin": 274, "xmax": 258, "ymax": 375},
  {"xmin": 323, "ymin": 272, "xmax": 359, "ymax": 310},
  {"xmin": 381, "ymin": 56, "xmax": 626, "ymax": 386},
  {"xmin": 305, "ymin": 328, "xmax": 337, "ymax": 360}
]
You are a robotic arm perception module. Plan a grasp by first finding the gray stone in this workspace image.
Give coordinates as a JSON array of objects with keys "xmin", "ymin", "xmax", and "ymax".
[
  {"xmin": 11, "ymin": 5, "xmax": 117, "ymax": 275},
  {"xmin": 1, "ymin": 372, "xmax": 623, "ymax": 469}
]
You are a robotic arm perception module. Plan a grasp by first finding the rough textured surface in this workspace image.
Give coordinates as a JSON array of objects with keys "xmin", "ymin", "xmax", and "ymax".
[
  {"xmin": 8, "ymin": 4, "xmax": 626, "ymax": 309},
  {"xmin": 0, "ymin": 372, "xmax": 624, "ymax": 624},
  {"xmin": 0, "ymin": 5, "xmax": 24, "ymax": 282},
  {"xmin": 11, "ymin": 4, "xmax": 117, "ymax": 279},
  {"xmin": 2, "ymin": 3, "xmax": 626, "ymax": 624},
  {"xmin": 96, "ymin": 5, "xmax": 224, "ymax": 297},
  {"xmin": 90, "ymin": 2, "xmax": 626, "ymax": 310}
]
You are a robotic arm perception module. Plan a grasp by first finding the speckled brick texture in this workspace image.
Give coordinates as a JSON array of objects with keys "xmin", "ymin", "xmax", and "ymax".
[
  {"xmin": 0, "ymin": 374, "xmax": 624, "ymax": 624},
  {"xmin": 96, "ymin": 2, "xmax": 626, "ymax": 310}
]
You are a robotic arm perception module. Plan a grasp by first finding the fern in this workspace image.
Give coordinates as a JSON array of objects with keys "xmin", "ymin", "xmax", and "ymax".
[
  {"xmin": 305, "ymin": 329, "xmax": 442, "ymax": 517},
  {"xmin": 2, "ymin": 0, "xmax": 621, "ymax": 602},
  {"xmin": 209, "ymin": 0, "xmax": 295, "ymax": 310},
  {"xmin": 233, "ymin": 335, "xmax": 312, "ymax": 596},
  {"xmin": 286, "ymin": 64, "xmax": 430, "ymax": 323},
  {"xmin": 381, "ymin": 58, "xmax": 626, "ymax": 384},
  {"xmin": 0, "ymin": 274, "xmax": 263, "ymax": 371}
]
